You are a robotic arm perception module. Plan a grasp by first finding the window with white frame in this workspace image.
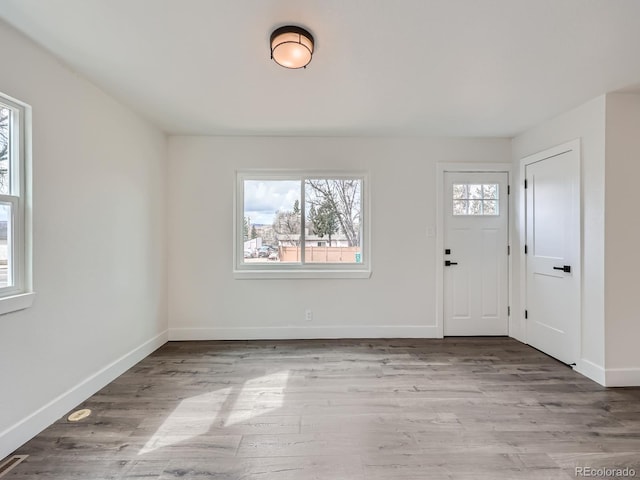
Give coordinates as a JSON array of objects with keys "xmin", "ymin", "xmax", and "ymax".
[
  {"xmin": 0, "ymin": 93, "xmax": 30, "ymax": 302},
  {"xmin": 236, "ymin": 172, "xmax": 369, "ymax": 277},
  {"xmin": 452, "ymin": 183, "xmax": 499, "ymax": 216}
]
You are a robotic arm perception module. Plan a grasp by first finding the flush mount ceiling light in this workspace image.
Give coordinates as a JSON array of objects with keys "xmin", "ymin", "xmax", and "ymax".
[{"xmin": 270, "ymin": 26, "xmax": 314, "ymax": 69}]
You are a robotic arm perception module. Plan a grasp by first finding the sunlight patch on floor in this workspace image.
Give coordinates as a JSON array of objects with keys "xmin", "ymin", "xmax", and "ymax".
[
  {"xmin": 139, "ymin": 387, "xmax": 232, "ymax": 454},
  {"xmin": 224, "ymin": 370, "xmax": 290, "ymax": 426},
  {"xmin": 138, "ymin": 370, "xmax": 290, "ymax": 454}
]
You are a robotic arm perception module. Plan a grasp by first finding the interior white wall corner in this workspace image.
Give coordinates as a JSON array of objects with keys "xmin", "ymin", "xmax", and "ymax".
[{"xmin": 604, "ymin": 92, "xmax": 640, "ymax": 381}]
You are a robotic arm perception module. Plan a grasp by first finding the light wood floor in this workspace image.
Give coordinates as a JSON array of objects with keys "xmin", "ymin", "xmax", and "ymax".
[{"xmin": 6, "ymin": 338, "xmax": 640, "ymax": 479}]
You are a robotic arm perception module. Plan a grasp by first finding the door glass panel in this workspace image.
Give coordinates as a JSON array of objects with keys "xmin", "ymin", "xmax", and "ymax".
[
  {"xmin": 483, "ymin": 200, "xmax": 497, "ymax": 215},
  {"xmin": 452, "ymin": 184, "xmax": 499, "ymax": 216},
  {"xmin": 469, "ymin": 184, "xmax": 483, "ymax": 199},
  {"xmin": 453, "ymin": 184, "xmax": 467, "ymax": 199},
  {"xmin": 469, "ymin": 200, "xmax": 483, "ymax": 215},
  {"xmin": 483, "ymin": 184, "xmax": 498, "ymax": 199},
  {"xmin": 453, "ymin": 200, "xmax": 467, "ymax": 215}
]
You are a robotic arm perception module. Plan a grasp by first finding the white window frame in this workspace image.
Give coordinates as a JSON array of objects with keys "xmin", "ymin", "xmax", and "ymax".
[
  {"xmin": 0, "ymin": 92, "xmax": 34, "ymax": 315},
  {"xmin": 234, "ymin": 170, "xmax": 371, "ymax": 279}
]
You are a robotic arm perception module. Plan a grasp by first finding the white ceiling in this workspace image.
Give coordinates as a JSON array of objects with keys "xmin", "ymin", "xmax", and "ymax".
[{"xmin": 1, "ymin": 0, "xmax": 640, "ymax": 137}]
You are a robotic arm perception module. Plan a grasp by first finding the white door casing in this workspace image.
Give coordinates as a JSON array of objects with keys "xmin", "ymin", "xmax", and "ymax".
[
  {"xmin": 523, "ymin": 141, "xmax": 581, "ymax": 365},
  {"xmin": 443, "ymin": 171, "xmax": 509, "ymax": 336}
]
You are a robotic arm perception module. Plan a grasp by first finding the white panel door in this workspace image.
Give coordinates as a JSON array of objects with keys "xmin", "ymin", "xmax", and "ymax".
[
  {"xmin": 525, "ymin": 148, "xmax": 580, "ymax": 365},
  {"xmin": 444, "ymin": 172, "xmax": 509, "ymax": 336}
]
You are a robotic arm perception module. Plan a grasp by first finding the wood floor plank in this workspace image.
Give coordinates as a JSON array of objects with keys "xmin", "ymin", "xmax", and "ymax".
[
  {"xmin": 159, "ymin": 455, "xmax": 365, "ymax": 480},
  {"xmin": 5, "ymin": 337, "xmax": 640, "ymax": 479}
]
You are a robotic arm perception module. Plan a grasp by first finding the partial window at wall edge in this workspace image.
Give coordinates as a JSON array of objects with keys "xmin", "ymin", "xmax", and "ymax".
[{"xmin": 0, "ymin": 91, "xmax": 34, "ymax": 314}]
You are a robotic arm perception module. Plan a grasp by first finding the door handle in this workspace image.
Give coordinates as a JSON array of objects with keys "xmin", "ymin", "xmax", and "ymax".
[
  {"xmin": 445, "ymin": 260, "xmax": 458, "ymax": 266},
  {"xmin": 553, "ymin": 265, "xmax": 571, "ymax": 273}
]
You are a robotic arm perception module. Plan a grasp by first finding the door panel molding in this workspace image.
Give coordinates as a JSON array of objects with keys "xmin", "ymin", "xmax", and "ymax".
[{"xmin": 436, "ymin": 163, "xmax": 512, "ymax": 338}]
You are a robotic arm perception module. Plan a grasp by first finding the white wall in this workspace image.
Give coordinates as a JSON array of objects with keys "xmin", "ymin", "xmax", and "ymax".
[
  {"xmin": 0, "ymin": 21, "xmax": 168, "ymax": 457},
  {"xmin": 167, "ymin": 136, "xmax": 511, "ymax": 340},
  {"xmin": 511, "ymin": 96, "xmax": 607, "ymax": 382},
  {"xmin": 604, "ymin": 93, "xmax": 640, "ymax": 384}
]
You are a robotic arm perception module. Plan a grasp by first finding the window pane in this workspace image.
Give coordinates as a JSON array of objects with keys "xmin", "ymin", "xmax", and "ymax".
[
  {"xmin": 305, "ymin": 179, "xmax": 362, "ymax": 263},
  {"xmin": 243, "ymin": 180, "xmax": 300, "ymax": 264},
  {"xmin": 483, "ymin": 200, "xmax": 498, "ymax": 215},
  {"xmin": 468, "ymin": 184, "xmax": 483, "ymax": 199},
  {"xmin": 452, "ymin": 184, "xmax": 467, "ymax": 199},
  {"xmin": 469, "ymin": 199, "xmax": 483, "ymax": 215},
  {"xmin": 483, "ymin": 184, "xmax": 498, "ymax": 199},
  {"xmin": 0, "ymin": 203, "xmax": 12, "ymax": 288},
  {"xmin": 453, "ymin": 200, "xmax": 467, "ymax": 215},
  {"xmin": 0, "ymin": 106, "xmax": 10, "ymax": 195}
]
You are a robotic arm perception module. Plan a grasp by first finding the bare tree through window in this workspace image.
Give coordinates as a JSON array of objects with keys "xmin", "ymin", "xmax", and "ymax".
[
  {"xmin": 0, "ymin": 107, "xmax": 9, "ymax": 194},
  {"xmin": 240, "ymin": 175, "xmax": 364, "ymax": 266},
  {"xmin": 305, "ymin": 179, "xmax": 361, "ymax": 247}
]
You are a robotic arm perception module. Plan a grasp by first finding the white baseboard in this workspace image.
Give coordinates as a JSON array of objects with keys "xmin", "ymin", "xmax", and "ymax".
[
  {"xmin": 169, "ymin": 325, "xmax": 441, "ymax": 341},
  {"xmin": 575, "ymin": 360, "xmax": 640, "ymax": 387},
  {"xmin": 575, "ymin": 358, "xmax": 606, "ymax": 386},
  {"xmin": 0, "ymin": 330, "xmax": 168, "ymax": 460},
  {"xmin": 604, "ymin": 367, "xmax": 640, "ymax": 387}
]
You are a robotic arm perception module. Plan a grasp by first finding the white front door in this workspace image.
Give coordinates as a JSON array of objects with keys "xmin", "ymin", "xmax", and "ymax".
[
  {"xmin": 444, "ymin": 172, "xmax": 509, "ymax": 336},
  {"xmin": 525, "ymin": 144, "xmax": 580, "ymax": 365}
]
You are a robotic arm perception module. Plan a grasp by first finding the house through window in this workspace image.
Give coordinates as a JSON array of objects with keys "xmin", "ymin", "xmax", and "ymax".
[{"xmin": 236, "ymin": 172, "xmax": 368, "ymax": 277}]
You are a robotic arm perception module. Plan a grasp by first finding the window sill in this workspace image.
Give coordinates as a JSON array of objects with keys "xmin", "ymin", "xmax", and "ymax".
[
  {"xmin": 0, "ymin": 292, "xmax": 36, "ymax": 316},
  {"xmin": 234, "ymin": 269, "xmax": 372, "ymax": 280}
]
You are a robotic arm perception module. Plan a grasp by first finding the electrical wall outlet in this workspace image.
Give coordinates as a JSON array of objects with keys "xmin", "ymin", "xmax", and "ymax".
[{"xmin": 305, "ymin": 308, "xmax": 313, "ymax": 321}]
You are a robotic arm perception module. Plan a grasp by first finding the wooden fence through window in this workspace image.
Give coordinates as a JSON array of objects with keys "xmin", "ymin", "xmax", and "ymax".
[{"xmin": 279, "ymin": 246, "xmax": 360, "ymax": 263}]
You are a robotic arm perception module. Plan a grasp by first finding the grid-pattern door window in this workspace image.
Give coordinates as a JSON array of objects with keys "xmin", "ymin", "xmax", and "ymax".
[{"xmin": 452, "ymin": 184, "xmax": 499, "ymax": 216}]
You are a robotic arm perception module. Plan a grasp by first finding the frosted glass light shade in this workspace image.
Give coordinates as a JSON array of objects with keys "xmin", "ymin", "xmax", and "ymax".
[{"xmin": 270, "ymin": 26, "xmax": 314, "ymax": 69}]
